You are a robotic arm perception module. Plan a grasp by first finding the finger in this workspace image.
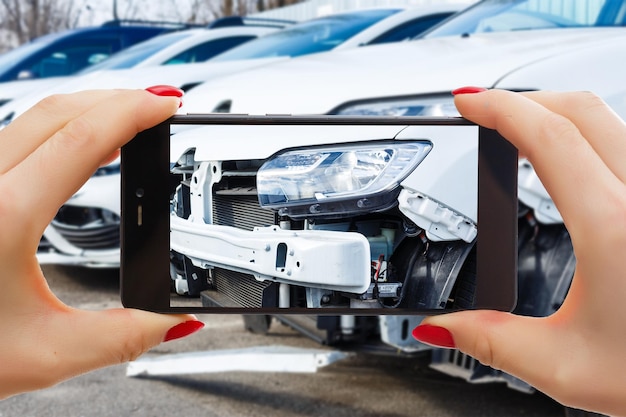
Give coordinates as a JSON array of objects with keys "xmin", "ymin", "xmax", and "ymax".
[
  {"xmin": 0, "ymin": 90, "xmax": 119, "ymax": 174},
  {"xmin": 520, "ymin": 91, "xmax": 626, "ymax": 183},
  {"xmin": 0, "ymin": 308, "xmax": 202, "ymax": 399},
  {"xmin": 1, "ymin": 89, "xmax": 179, "ymax": 236},
  {"xmin": 454, "ymin": 89, "xmax": 626, "ymax": 239}
]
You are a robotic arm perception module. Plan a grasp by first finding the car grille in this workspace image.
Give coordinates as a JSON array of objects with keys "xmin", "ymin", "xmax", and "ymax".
[
  {"xmin": 51, "ymin": 206, "xmax": 120, "ymax": 250},
  {"xmin": 212, "ymin": 185, "xmax": 277, "ymax": 307},
  {"xmin": 214, "ymin": 268, "xmax": 275, "ymax": 308},
  {"xmin": 213, "ymin": 192, "xmax": 275, "ymax": 231}
]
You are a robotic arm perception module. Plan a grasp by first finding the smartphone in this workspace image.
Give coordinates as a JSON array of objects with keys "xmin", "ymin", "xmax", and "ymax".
[{"xmin": 121, "ymin": 114, "xmax": 518, "ymax": 314}]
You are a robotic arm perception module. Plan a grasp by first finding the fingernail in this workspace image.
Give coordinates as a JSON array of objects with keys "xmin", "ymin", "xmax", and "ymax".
[
  {"xmin": 164, "ymin": 320, "xmax": 204, "ymax": 342},
  {"xmin": 146, "ymin": 85, "xmax": 184, "ymax": 97},
  {"xmin": 146, "ymin": 85, "xmax": 184, "ymax": 107},
  {"xmin": 412, "ymin": 324, "xmax": 456, "ymax": 348},
  {"xmin": 451, "ymin": 86, "xmax": 487, "ymax": 96}
]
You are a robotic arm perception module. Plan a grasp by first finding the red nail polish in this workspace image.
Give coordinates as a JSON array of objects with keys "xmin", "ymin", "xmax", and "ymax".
[
  {"xmin": 451, "ymin": 86, "xmax": 487, "ymax": 96},
  {"xmin": 412, "ymin": 324, "xmax": 456, "ymax": 348},
  {"xmin": 145, "ymin": 85, "xmax": 184, "ymax": 98},
  {"xmin": 164, "ymin": 320, "xmax": 204, "ymax": 342}
]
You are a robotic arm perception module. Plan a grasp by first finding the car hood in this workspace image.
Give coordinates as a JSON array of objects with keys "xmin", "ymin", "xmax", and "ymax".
[{"xmin": 179, "ymin": 27, "xmax": 626, "ymax": 115}]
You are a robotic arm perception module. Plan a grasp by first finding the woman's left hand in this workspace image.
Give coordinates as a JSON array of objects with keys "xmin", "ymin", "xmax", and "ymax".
[{"xmin": 0, "ymin": 88, "xmax": 201, "ymax": 399}]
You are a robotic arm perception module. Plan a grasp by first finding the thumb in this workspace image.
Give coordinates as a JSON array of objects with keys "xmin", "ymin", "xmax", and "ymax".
[
  {"xmin": 413, "ymin": 310, "xmax": 563, "ymax": 393},
  {"xmin": 61, "ymin": 308, "xmax": 204, "ymax": 369},
  {"xmin": 3, "ymin": 307, "xmax": 203, "ymax": 397}
]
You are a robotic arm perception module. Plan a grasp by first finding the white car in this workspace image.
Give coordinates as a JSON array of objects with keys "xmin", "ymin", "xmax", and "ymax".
[
  {"xmin": 28, "ymin": 5, "xmax": 465, "ymax": 268},
  {"xmin": 182, "ymin": 30, "xmax": 626, "ymax": 116},
  {"xmin": 167, "ymin": 0, "xmax": 626, "ymax": 394}
]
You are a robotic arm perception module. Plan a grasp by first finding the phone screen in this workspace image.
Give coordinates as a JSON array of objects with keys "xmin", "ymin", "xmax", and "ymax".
[{"xmin": 121, "ymin": 115, "xmax": 517, "ymax": 314}]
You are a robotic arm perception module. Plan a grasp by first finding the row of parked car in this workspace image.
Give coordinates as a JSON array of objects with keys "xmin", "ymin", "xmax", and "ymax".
[
  {"xmin": 0, "ymin": 6, "xmax": 463, "ymax": 109},
  {"xmin": 1, "ymin": 0, "xmax": 624, "ymax": 413}
]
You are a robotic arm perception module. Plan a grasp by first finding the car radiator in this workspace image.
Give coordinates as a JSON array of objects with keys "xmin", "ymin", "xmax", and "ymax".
[{"xmin": 210, "ymin": 190, "xmax": 278, "ymax": 308}]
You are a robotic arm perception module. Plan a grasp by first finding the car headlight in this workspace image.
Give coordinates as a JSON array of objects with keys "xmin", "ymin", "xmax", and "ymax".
[
  {"xmin": 257, "ymin": 141, "xmax": 432, "ymax": 219},
  {"xmin": 332, "ymin": 94, "xmax": 459, "ymax": 117}
]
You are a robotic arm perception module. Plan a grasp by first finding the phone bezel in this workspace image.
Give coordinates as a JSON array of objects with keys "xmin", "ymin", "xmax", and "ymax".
[{"xmin": 121, "ymin": 114, "xmax": 518, "ymax": 314}]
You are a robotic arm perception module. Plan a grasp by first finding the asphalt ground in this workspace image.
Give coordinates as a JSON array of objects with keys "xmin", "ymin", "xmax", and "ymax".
[{"xmin": 0, "ymin": 265, "xmax": 566, "ymax": 417}]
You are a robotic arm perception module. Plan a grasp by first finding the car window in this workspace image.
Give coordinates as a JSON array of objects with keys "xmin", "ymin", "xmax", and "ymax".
[
  {"xmin": 423, "ymin": 0, "xmax": 626, "ymax": 38},
  {"xmin": 79, "ymin": 31, "xmax": 194, "ymax": 73},
  {"xmin": 0, "ymin": 34, "xmax": 58, "ymax": 80},
  {"xmin": 164, "ymin": 35, "xmax": 257, "ymax": 64},
  {"xmin": 366, "ymin": 12, "xmax": 456, "ymax": 45},
  {"xmin": 0, "ymin": 26, "xmax": 168, "ymax": 82},
  {"xmin": 210, "ymin": 9, "xmax": 401, "ymax": 61},
  {"xmin": 15, "ymin": 41, "xmax": 117, "ymax": 79}
]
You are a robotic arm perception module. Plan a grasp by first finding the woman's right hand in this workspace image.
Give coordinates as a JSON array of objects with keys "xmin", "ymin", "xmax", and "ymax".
[{"xmin": 413, "ymin": 89, "xmax": 626, "ymax": 416}]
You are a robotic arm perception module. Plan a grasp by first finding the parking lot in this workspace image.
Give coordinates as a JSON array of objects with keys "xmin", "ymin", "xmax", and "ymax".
[{"xmin": 0, "ymin": 265, "xmax": 565, "ymax": 417}]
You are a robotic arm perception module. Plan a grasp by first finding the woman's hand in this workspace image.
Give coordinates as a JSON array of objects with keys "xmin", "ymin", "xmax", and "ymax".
[
  {"xmin": 0, "ymin": 88, "xmax": 202, "ymax": 399},
  {"xmin": 413, "ymin": 89, "xmax": 626, "ymax": 416}
]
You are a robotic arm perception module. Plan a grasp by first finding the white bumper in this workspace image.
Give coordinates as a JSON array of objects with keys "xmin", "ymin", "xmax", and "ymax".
[
  {"xmin": 170, "ymin": 217, "xmax": 371, "ymax": 294},
  {"xmin": 38, "ymin": 223, "xmax": 120, "ymax": 268},
  {"xmin": 36, "ymin": 250, "xmax": 120, "ymax": 268}
]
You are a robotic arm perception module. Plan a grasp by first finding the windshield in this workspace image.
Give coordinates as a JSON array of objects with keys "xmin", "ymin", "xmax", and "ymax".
[
  {"xmin": 424, "ymin": 0, "xmax": 626, "ymax": 38},
  {"xmin": 0, "ymin": 33, "xmax": 58, "ymax": 75},
  {"xmin": 210, "ymin": 9, "xmax": 400, "ymax": 61},
  {"xmin": 78, "ymin": 31, "xmax": 194, "ymax": 73}
]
